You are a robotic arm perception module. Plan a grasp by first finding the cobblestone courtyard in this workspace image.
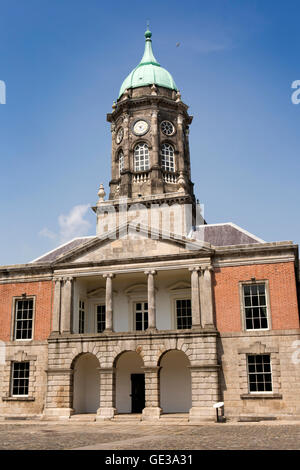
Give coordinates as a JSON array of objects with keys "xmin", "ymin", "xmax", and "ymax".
[{"xmin": 0, "ymin": 421, "xmax": 300, "ymax": 450}]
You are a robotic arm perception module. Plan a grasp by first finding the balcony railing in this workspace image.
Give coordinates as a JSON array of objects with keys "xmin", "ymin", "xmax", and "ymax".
[
  {"xmin": 163, "ymin": 172, "xmax": 178, "ymax": 184},
  {"xmin": 132, "ymin": 172, "xmax": 150, "ymax": 183}
]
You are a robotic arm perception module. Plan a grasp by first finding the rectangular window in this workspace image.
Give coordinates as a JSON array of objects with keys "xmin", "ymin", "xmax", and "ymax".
[
  {"xmin": 243, "ymin": 283, "xmax": 268, "ymax": 330},
  {"xmin": 176, "ymin": 299, "xmax": 192, "ymax": 329},
  {"xmin": 11, "ymin": 362, "xmax": 30, "ymax": 396},
  {"xmin": 96, "ymin": 304, "xmax": 106, "ymax": 333},
  {"xmin": 14, "ymin": 298, "xmax": 34, "ymax": 340},
  {"xmin": 135, "ymin": 302, "xmax": 148, "ymax": 331},
  {"xmin": 79, "ymin": 300, "xmax": 85, "ymax": 334},
  {"xmin": 247, "ymin": 354, "xmax": 272, "ymax": 393}
]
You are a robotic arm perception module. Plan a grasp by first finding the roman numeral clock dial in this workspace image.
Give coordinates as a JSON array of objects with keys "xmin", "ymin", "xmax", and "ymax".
[{"xmin": 132, "ymin": 119, "xmax": 149, "ymax": 136}]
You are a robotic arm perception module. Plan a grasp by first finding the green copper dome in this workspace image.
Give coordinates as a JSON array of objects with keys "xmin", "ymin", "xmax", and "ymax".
[{"xmin": 118, "ymin": 28, "xmax": 178, "ymax": 99}]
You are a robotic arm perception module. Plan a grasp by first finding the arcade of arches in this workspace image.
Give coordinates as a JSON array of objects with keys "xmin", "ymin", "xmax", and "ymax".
[{"xmin": 71, "ymin": 350, "xmax": 192, "ymax": 415}]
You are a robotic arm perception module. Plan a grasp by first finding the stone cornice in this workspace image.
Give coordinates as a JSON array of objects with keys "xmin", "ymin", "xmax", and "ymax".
[
  {"xmin": 0, "ymin": 240, "xmax": 297, "ymax": 281},
  {"xmin": 48, "ymin": 328, "xmax": 219, "ymax": 345},
  {"xmin": 219, "ymin": 329, "xmax": 300, "ymax": 339},
  {"xmin": 214, "ymin": 241, "xmax": 296, "ymax": 255},
  {"xmin": 107, "ymin": 95, "xmax": 192, "ymax": 124}
]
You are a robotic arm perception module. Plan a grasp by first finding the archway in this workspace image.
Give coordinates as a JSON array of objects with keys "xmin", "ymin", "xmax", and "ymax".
[
  {"xmin": 115, "ymin": 351, "xmax": 145, "ymax": 413},
  {"xmin": 159, "ymin": 350, "xmax": 191, "ymax": 413},
  {"xmin": 72, "ymin": 353, "xmax": 100, "ymax": 414}
]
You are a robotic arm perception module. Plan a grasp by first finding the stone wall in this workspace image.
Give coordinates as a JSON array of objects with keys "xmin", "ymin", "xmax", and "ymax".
[
  {"xmin": 0, "ymin": 342, "xmax": 48, "ymax": 417},
  {"xmin": 44, "ymin": 331, "xmax": 219, "ymax": 421},
  {"xmin": 219, "ymin": 330, "xmax": 300, "ymax": 420}
]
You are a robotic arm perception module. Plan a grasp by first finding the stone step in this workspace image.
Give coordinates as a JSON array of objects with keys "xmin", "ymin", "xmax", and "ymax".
[
  {"xmin": 160, "ymin": 413, "xmax": 189, "ymax": 418},
  {"xmin": 113, "ymin": 414, "xmax": 142, "ymax": 422},
  {"xmin": 69, "ymin": 414, "xmax": 96, "ymax": 422},
  {"xmin": 158, "ymin": 413, "xmax": 189, "ymax": 424}
]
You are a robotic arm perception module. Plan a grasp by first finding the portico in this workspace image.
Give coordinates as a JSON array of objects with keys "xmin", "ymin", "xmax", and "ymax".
[{"xmin": 50, "ymin": 261, "xmax": 215, "ymax": 336}]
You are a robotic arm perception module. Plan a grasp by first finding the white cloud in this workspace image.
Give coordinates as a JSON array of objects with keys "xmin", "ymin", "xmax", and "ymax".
[
  {"xmin": 58, "ymin": 204, "xmax": 91, "ymax": 243},
  {"xmin": 38, "ymin": 227, "xmax": 57, "ymax": 240},
  {"xmin": 39, "ymin": 204, "xmax": 92, "ymax": 244}
]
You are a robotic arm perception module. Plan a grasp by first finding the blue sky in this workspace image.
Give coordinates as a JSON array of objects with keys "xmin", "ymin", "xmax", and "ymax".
[{"xmin": 0, "ymin": 0, "xmax": 300, "ymax": 265}]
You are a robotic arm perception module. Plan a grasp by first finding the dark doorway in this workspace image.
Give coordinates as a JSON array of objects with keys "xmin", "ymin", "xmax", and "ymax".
[{"xmin": 131, "ymin": 374, "xmax": 145, "ymax": 413}]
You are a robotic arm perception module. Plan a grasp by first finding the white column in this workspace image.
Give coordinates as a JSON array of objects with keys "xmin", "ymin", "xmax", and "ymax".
[
  {"xmin": 200, "ymin": 266, "xmax": 215, "ymax": 328},
  {"xmin": 145, "ymin": 270, "xmax": 157, "ymax": 330},
  {"xmin": 61, "ymin": 277, "xmax": 73, "ymax": 333},
  {"xmin": 189, "ymin": 266, "xmax": 201, "ymax": 328},
  {"xmin": 103, "ymin": 273, "xmax": 114, "ymax": 331},
  {"xmin": 52, "ymin": 278, "xmax": 62, "ymax": 333}
]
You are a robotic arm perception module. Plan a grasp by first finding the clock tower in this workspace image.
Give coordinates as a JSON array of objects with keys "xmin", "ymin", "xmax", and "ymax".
[{"xmin": 95, "ymin": 28, "xmax": 202, "ymax": 236}]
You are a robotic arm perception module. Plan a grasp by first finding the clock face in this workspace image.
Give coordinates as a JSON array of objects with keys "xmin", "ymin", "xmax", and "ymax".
[
  {"xmin": 133, "ymin": 119, "xmax": 149, "ymax": 136},
  {"xmin": 116, "ymin": 127, "xmax": 124, "ymax": 144}
]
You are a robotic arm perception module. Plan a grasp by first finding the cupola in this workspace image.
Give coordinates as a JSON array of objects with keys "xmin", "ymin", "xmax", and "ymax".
[{"xmin": 118, "ymin": 27, "xmax": 178, "ymax": 99}]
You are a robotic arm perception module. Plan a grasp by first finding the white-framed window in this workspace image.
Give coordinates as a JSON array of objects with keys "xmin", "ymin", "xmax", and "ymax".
[
  {"xmin": 13, "ymin": 297, "xmax": 34, "ymax": 340},
  {"xmin": 134, "ymin": 143, "xmax": 150, "ymax": 171},
  {"xmin": 118, "ymin": 150, "xmax": 124, "ymax": 176},
  {"xmin": 161, "ymin": 143, "xmax": 175, "ymax": 172},
  {"xmin": 79, "ymin": 300, "xmax": 85, "ymax": 334},
  {"xmin": 11, "ymin": 362, "xmax": 30, "ymax": 396},
  {"xmin": 175, "ymin": 299, "xmax": 192, "ymax": 329},
  {"xmin": 134, "ymin": 302, "xmax": 148, "ymax": 331},
  {"xmin": 96, "ymin": 304, "xmax": 106, "ymax": 333},
  {"xmin": 242, "ymin": 283, "xmax": 269, "ymax": 330},
  {"xmin": 247, "ymin": 354, "xmax": 272, "ymax": 393}
]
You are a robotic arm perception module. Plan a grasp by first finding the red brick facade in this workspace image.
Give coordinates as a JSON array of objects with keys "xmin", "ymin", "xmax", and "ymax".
[
  {"xmin": 0, "ymin": 281, "xmax": 53, "ymax": 341},
  {"xmin": 214, "ymin": 261, "xmax": 299, "ymax": 332}
]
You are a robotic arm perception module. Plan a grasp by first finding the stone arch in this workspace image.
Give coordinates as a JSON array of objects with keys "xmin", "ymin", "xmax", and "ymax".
[
  {"xmin": 72, "ymin": 352, "xmax": 100, "ymax": 414},
  {"xmin": 158, "ymin": 349, "xmax": 192, "ymax": 413},
  {"xmin": 115, "ymin": 147, "xmax": 124, "ymax": 161},
  {"xmin": 110, "ymin": 342, "xmax": 145, "ymax": 369},
  {"xmin": 130, "ymin": 138, "xmax": 152, "ymax": 152},
  {"xmin": 160, "ymin": 139, "xmax": 177, "ymax": 150},
  {"xmin": 114, "ymin": 350, "xmax": 145, "ymax": 414},
  {"xmin": 155, "ymin": 339, "xmax": 193, "ymax": 366},
  {"xmin": 67, "ymin": 343, "xmax": 104, "ymax": 370}
]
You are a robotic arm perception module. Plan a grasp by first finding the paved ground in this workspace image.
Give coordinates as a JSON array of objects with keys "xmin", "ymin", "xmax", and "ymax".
[{"xmin": 0, "ymin": 421, "xmax": 300, "ymax": 450}]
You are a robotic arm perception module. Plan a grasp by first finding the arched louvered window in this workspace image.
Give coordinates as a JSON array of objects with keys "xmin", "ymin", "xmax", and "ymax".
[
  {"xmin": 118, "ymin": 150, "xmax": 124, "ymax": 176},
  {"xmin": 161, "ymin": 143, "xmax": 175, "ymax": 172},
  {"xmin": 134, "ymin": 143, "xmax": 150, "ymax": 171}
]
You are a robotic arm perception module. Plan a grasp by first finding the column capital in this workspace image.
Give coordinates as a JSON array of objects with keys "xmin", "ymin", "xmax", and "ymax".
[
  {"xmin": 63, "ymin": 276, "xmax": 73, "ymax": 283},
  {"xmin": 201, "ymin": 265, "xmax": 214, "ymax": 273},
  {"xmin": 103, "ymin": 273, "xmax": 115, "ymax": 279},
  {"xmin": 188, "ymin": 265, "xmax": 201, "ymax": 273},
  {"xmin": 144, "ymin": 270, "xmax": 157, "ymax": 276}
]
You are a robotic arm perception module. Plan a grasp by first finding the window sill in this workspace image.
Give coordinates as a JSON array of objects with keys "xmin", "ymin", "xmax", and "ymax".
[
  {"xmin": 240, "ymin": 393, "xmax": 282, "ymax": 400},
  {"xmin": 2, "ymin": 396, "xmax": 35, "ymax": 402},
  {"xmin": 244, "ymin": 329, "xmax": 270, "ymax": 332}
]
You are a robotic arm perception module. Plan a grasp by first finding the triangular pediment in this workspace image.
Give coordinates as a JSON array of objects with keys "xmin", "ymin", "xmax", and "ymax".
[{"xmin": 52, "ymin": 222, "xmax": 212, "ymax": 265}]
